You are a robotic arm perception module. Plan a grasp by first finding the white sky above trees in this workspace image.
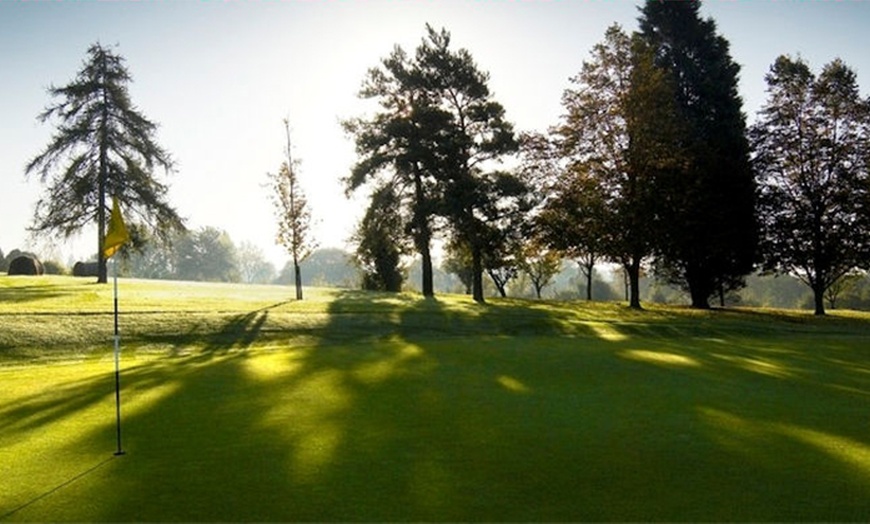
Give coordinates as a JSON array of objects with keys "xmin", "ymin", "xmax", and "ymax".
[{"xmin": 1, "ymin": 0, "xmax": 868, "ymax": 267}]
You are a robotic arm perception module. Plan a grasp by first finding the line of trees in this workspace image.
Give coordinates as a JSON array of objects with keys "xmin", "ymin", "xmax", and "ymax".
[
  {"xmin": 346, "ymin": 3, "xmax": 870, "ymax": 314},
  {"xmin": 20, "ymin": 3, "xmax": 869, "ymax": 314}
]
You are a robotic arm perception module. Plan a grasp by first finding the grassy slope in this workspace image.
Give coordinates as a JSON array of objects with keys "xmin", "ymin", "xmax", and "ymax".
[{"xmin": 1, "ymin": 275, "xmax": 869, "ymax": 521}]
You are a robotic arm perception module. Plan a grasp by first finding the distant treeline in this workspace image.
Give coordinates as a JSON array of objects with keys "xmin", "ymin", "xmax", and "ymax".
[{"xmin": 4, "ymin": 237, "xmax": 870, "ymax": 312}]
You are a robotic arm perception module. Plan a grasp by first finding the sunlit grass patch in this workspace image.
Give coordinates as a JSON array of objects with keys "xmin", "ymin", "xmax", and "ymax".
[{"xmin": 1, "ymin": 276, "xmax": 869, "ymax": 521}]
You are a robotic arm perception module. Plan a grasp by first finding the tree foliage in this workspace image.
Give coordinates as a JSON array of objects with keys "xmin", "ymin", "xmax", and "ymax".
[
  {"xmin": 352, "ymin": 183, "xmax": 409, "ymax": 292},
  {"xmin": 269, "ymin": 120, "xmax": 317, "ymax": 300},
  {"xmin": 346, "ymin": 25, "xmax": 521, "ymax": 303},
  {"xmin": 638, "ymin": 1, "xmax": 757, "ymax": 309},
  {"xmin": 548, "ymin": 24, "xmax": 678, "ymax": 308},
  {"xmin": 750, "ymin": 55, "xmax": 870, "ymax": 315},
  {"xmin": 124, "ymin": 227, "xmax": 240, "ymax": 283},
  {"xmin": 343, "ymin": 42, "xmax": 445, "ymax": 297},
  {"xmin": 176, "ymin": 227, "xmax": 240, "ymax": 283},
  {"xmin": 25, "ymin": 43, "xmax": 185, "ymax": 283}
]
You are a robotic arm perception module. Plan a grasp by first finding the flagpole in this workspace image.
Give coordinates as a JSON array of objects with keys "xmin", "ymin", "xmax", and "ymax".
[{"xmin": 113, "ymin": 256, "xmax": 125, "ymax": 456}]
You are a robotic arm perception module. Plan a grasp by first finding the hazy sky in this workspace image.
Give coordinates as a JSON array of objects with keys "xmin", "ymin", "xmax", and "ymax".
[{"xmin": 2, "ymin": 0, "xmax": 868, "ymax": 268}]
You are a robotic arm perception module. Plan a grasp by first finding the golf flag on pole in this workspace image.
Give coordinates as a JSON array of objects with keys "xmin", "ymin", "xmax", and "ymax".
[
  {"xmin": 104, "ymin": 197, "xmax": 130, "ymax": 259},
  {"xmin": 105, "ymin": 195, "xmax": 129, "ymax": 456}
]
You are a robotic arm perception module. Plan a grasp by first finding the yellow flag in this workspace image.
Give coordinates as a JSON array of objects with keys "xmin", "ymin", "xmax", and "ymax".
[{"xmin": 103, "ymin": 196, "xmax": 130, "ymax": 259}]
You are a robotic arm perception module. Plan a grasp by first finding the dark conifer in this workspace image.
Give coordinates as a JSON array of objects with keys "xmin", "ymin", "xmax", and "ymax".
[
  {"xmin": 26, "ymin": 43, "xmax": 184, "ymax": 283},
  {"xmin": 638, "ymin": 1, "xmax": 757, "ymax": 308}
]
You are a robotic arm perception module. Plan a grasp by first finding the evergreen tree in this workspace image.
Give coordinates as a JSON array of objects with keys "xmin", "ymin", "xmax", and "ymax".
[
  {"xmin": 26, "ymin": 43, "xmax": 185, "ymax": 283},
  {"xmin": 638, "ymin": 1, "xmax": 757, "ymax": 309},
  {"xmin": 343, "ymin": 43, "xmax": 446, "ymax": 297},
  {"xmin": 352, "ymin": 183, "xmax": 409, "ymax": 292},
  {"xmin": 415, "ymin": 26, "xmax": 521, "ymax": 303}
]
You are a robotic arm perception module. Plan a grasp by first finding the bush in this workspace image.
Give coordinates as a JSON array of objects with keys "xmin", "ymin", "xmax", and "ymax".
[
  {"xmin": 73, "ymin": 261, "xmax": 99, "ymax": 277},
  {"xmin": 7, "ymin": 256, "xmax": 44, "ymax": 276}
]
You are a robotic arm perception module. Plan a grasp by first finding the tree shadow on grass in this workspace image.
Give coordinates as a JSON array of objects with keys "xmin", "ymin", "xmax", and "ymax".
[
  {"xmin": 131, "ymin": 301, "xmax": 292, "ymax": 357},
  {"xmin": 5, "ymin": 292, "xmax": 870, "ymax": 521}
]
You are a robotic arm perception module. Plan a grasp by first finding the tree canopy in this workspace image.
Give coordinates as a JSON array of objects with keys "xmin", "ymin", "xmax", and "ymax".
[
  {"xmin": 26, "ymin": 43, "xmax": 185, "ymax": 283},
  {"xmin": 751, "ymin": 55, "xmax": 870, "ymax": 315},
  {"xmin": 269, "ymin": 120, "xmax": 317, "ymax": 300},
  {"xmin": 345, "ymin": 25, "xmax": 521, "ymax": 303},
  {"xmin": 638, "ymin": 1, "xmax": 757, "ymax": 308}
]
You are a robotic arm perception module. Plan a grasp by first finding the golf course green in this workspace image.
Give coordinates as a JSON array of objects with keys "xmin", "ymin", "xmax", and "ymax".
[{"xmin": 1, "ymin": 275, "xmax": 868, "ymax": 521}]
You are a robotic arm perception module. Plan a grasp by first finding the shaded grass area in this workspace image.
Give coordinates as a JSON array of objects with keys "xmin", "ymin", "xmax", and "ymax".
[{"xmin": 1, "ymin": 276, "xmax": 869, "ymax": 521}]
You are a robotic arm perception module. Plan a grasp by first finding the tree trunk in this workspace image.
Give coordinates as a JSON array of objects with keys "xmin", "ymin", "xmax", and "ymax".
[
  {"xmin": 690, "ymin": 288, "xmax": 711, "ymax": 309},
  {"xmin": 97, "ymin": 147, "xmax": 108, "ymax": 283},
  {"xmin": 578, "ymin": 258, "xmax": 595, "ymax": 301},
  {"xmin": 420, "ymin": 242, "xmax": 434, "ymax": 298},
  {"xmin": 686, "ymin": 263, "xmax": 711, "ymax": 309},
  {"xmin": 413, "ymin": 170, "xmax": 434, "ymax": 298},
  {"xmin": 491, "ymin": 273, "xmax": 507, "ymax": 298},
  {"xmin": 585, "ymin": 266, "xmax": 593, "ymax": 301},
  {"xmin": 812, "ymin": 281, "xmax": 826, "ymax": 316},
  {"xmin": 624, "ymin": 269, "xmax": 630, "ymax": 302},
  {"xmin": 626, "ymin": 259, "xmax": 642, "ymax": 310},
  {"xmin": 471, "ymin": 243, "xmax": 485, "ymax": 304},
  {"xmin": 97, "ymin": 176, "xmax": 107, "ymax": 284},
  {"xmin": 97, "ymin": 63, "xmax": 109, "ymax": 284},
  {"xmin": 294, "ymin": 259, "xmax": 303, "ymax": 300}
]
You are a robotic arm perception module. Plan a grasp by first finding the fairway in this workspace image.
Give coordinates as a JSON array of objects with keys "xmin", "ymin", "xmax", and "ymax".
[{"xmin": 1, "ymin": 276, "xmax": 869, "ymax": 521}]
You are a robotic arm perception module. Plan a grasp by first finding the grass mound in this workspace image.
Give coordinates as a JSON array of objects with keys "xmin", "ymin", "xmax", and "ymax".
[{"xmin": 1, "ymin": 276, "xmax": 869, "ymax": 521}]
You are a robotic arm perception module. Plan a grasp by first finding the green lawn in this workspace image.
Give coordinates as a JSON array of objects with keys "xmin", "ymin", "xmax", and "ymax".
[{"xmin": 1, "ymin": 275, "xmax": 869, "ymax": 521}]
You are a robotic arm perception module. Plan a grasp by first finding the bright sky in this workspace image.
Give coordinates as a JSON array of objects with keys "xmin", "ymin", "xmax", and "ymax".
[{"xmin": 1, "ymin": 0, "xmax": 868, "ymax": 268}]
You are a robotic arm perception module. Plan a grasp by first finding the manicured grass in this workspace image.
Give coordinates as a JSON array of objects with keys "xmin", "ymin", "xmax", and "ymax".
[{"xmin": 1, "ymin": 275, "xmax": 869, "ymax": 521}]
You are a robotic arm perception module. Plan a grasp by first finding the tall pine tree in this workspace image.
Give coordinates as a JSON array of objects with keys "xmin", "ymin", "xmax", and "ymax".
[
  {"xmin": 26, "ymin": 43, "xmax": 185, "ymax": 283},
  {"xmin": 639, "ymin": 1, "xmax": 757, "ymax": 308}
]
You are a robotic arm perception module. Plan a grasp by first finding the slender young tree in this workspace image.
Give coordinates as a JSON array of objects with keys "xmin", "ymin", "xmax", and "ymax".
[
  {"xmin": 517, "ymin": 240, "xmax": 562, "ymax": 299},
  {"xmin": 638, "ymin": 1, "xmax": 757, "ymax": 309},
  {"xmin": 751, "ymin": 56, "xmax": 870, "ymax": 315},
  {"xmin": 269, "ymin": 120, "xmax": 317, "ymax": 300},
  {"xmin": 26, "ymin": 43, "xmax": 184, "ymax": 283}
]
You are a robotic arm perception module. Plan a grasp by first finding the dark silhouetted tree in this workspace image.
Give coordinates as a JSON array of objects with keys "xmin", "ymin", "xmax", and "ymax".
[
  {"xmin": 25, "ymin": 43, "xmax": 185, "ymax": 283},
  {"xmin": 352, "ymin": 183, "xmax": 409, "ymax": 292},
  {"xmin": 343, "ymin": 43, "xmax": 447, "ymax": 298},
  {"xmin": 415, "ymin": 26, "xmax": 520, "ymax": 303},
  {"xmin": 346, "ymin": 25, "xmax": 519, "ymax": 303},
  {"xmin": 443, "ymin": 237, "xmax": 474, "ymax": 295},
  {"xmin": 551, "ymin": 25, "xmax": 680, "ymax": 308},
  {"xmin": 638, "ymin": 1, "xmax": 757, "ymax": 309},
  {"xmin": 750, "ymin": 56, "xmax": 870, "ymax": 315}
]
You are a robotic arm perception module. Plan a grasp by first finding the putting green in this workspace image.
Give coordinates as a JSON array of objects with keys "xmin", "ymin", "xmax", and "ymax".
[{"xmin": 1, "ymin": 276, "xmax": 869, "ymax": 521}]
